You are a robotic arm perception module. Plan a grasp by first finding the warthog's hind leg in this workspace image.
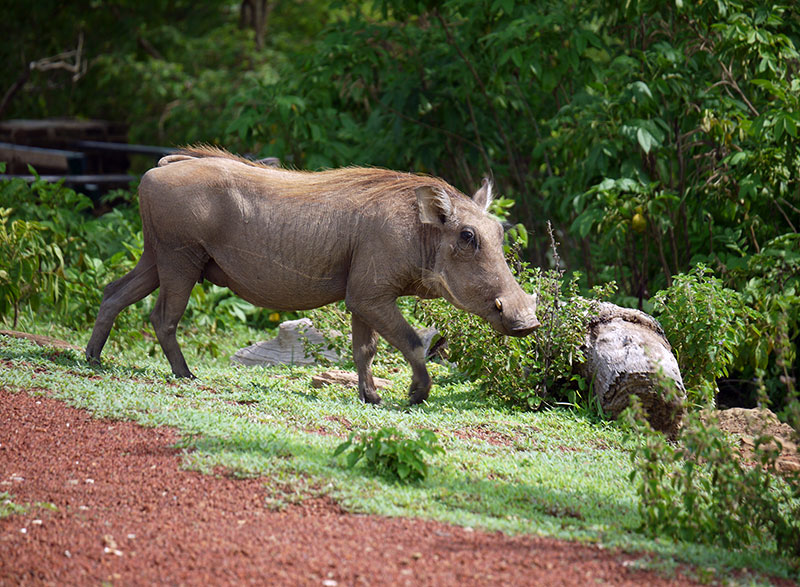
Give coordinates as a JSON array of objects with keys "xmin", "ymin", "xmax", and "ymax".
[
  {"xmin": 86, "ymin": 250, "xmax": 159, "ymax": 366},
  {"xmin": 149, "ymin": 265, "xmax": 200, "ymax": 379},
  {"xmin": 351, "ymin": 313, "xmax": 382, "ymax": 404}
]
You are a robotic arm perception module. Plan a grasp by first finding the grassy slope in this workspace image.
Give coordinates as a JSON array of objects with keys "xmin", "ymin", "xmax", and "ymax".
[{"xmin": 1, "ymin": 327, "xmax": 796, "ymax": 584}]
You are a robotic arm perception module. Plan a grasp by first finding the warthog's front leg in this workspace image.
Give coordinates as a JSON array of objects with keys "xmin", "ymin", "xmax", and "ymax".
[
  {"xmin": 347, "ymin": 298, "xmax": 431, "ymax": 405},
  {"xmin": 351, "ymin": 313, "xmax": 381, "ymax": 404}
]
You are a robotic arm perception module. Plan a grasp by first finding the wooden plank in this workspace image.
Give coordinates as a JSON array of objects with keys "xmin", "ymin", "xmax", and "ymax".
[
  {"xmin": 1, "ymin": 174, "xmax": 135, "ymax": 184},
  {"xmin": 0, "ymin": 119, "xmax": 128, "ymax": 145},
  {"xmin": 71, "ymin": 140, "xmax": 175, "ymax": 158},
  {"xmin": 0, "ymin": 142, "xmax": 85, "ymax": 173}
]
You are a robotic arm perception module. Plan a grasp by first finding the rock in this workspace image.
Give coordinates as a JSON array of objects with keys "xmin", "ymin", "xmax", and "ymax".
[
  {"xmin": 231, "ymin": 318, "xmax": 341, "ymax": 366},
  {"xmin": 418, "ymin": 327, "xmax": 449, "ymax": 361},
  {"xmin": 311, "ymin": 369, "xmax": 392, "ymax": 390},
  {"xmin": 232, "ymin": 320, "xmax": 444, "ymax": 368},
  {"xmin": 255, "ymin": 156, "xmax": 281, "ymax": 167}
]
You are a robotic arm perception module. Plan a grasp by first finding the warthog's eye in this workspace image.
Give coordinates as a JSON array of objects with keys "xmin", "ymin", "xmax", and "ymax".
[{"xmin": 459, "ymin": 228, "xmax": 476, "ymax": 246}]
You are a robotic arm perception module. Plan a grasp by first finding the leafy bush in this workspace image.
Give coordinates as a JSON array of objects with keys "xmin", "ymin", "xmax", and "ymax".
[
  {"xmin": 0, "ymin": 208, "xmax": 63, "ymax": 328},
  {"xmin": 734, "ymin": 234, "xmax": 800, "ymax": 413},
  {"xmin": 651, "ymin": 264, "xmax": 758, "ymax": 408},
  {"xmin": 626, "ymin": 404, "xmax": 800, "ymax": 558},
  {"xmin": 0, "ymin": 172, "xmax": 146, "ymax": 330},
  {"xmin": 333, "ymin": 427, "xmax": 443, "ymax": 484}
]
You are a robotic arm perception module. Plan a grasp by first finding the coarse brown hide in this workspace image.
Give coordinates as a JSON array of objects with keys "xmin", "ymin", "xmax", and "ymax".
[{"xmin": 86, "ymin": 147, "xmax": 540, "ymax": 404}]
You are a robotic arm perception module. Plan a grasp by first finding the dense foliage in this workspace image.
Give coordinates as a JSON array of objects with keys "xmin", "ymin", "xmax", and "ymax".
[{"xmin": 0, "ymin": 170, "xmax": 141, "ymax": 330}]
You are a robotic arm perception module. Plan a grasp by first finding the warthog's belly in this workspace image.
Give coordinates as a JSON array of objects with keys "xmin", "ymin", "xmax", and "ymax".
[{"xmin": 201, "ymin": 257, "xmax": 348, "ymax": 311}]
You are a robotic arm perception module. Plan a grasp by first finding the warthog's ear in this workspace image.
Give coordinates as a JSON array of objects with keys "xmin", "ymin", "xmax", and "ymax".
[
  {"xmin": 472, "ymin": 177, "xmax": 493, "ymax": 212},
  {"xmin": 416, "ymin": 186, "xmax": 453, "ymax": 225}
]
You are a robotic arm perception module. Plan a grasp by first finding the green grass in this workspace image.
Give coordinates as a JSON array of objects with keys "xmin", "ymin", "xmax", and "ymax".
[{"xmin": 1, "ymin": 328, "xmax": 797, "ymax": 584}]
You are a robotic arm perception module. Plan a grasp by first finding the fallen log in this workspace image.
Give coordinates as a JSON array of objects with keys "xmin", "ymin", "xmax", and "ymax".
[
  {"xmin": 575, "ymin": 302, "xmax": 685, "ymax": 436},
  {"xmin": 311, "ymin": 369, "xmax": 391, "ymax": 390}
]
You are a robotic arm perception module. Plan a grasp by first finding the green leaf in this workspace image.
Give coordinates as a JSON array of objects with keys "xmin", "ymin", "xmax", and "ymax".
[
  {"xmin": 637, "ymin": 127, "xmax": 654, "ymax": 153},
  {"xmin": 570, "ymin": 208, "xmax": 605, "ymax": 238},
  {"xmin": 782, "ymin": 113, "xmax": 797, "ymax": 138}
]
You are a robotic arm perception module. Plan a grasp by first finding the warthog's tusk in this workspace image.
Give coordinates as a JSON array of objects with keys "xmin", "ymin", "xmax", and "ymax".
[{"xmin": 495, "ymin": 298, "xmax": 503, "ymax": 312}]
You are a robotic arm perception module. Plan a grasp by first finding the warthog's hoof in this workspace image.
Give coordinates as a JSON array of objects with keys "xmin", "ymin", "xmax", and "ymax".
[
  {"xmin": 170, "ymin": 370, "xmax": 197, "ymax": 380},
  {"xmin": 408, "ymin": 386, "xmax": 429, "ymax": 405},
  {"xmin": 359, "ymin": 389, "xmax": 382, "ymax": 405}
]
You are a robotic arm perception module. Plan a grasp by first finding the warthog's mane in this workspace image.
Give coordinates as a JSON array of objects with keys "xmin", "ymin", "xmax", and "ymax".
[{"xmin": 176, "ymin": 144, "xmax": 475, "ymax": 205}]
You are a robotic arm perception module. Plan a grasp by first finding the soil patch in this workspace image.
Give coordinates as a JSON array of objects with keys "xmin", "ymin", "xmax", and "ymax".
[
  {"xmin": 709, "ymin": 408, "xmax": 800, "ymax": 473},
  {"xmin": 0, "ymin": 389, "xmax": 711, "ymax": 586}
]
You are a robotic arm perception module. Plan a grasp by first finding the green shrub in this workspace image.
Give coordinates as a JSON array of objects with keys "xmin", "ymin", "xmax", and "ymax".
[
  {"xmin": 651, "ymin": 264, "xmax": 758, "ymax": 408},
  {"xmin": 333, "ymin": 427, "xmax": 443, "ymax": 484},
  {"xmin": 0, "ymin": 208, "xmax": 64, "ymax": 328},
  {"xmin": 734, "ymin": 234, "xmax": 799, "ymax": 413},
  {"xmin": 626, "ymin": 403, "xmax": 800, "ymax": 558},
  {"xmin": 0, "ymin": 172, "xmax": 148, "ymax": 330}
]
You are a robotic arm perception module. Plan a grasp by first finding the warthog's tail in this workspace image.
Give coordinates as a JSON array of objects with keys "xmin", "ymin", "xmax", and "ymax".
[{"xmin": 157, "ymin": 144, "xmax": 279, "ymax": 168}]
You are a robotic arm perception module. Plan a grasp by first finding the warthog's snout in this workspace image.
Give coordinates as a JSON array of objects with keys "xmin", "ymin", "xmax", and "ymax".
[
  {"xmin": 504, "ymin": 314, "xmax": 541, "ymax": 337},
  {"xmin": 494, "ymin": 294, "xmax": 540, "ymax": 337}
]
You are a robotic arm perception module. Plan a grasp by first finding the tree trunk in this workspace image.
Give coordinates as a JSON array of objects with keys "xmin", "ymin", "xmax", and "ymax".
[
  {"xmin": 575, "ymin": 302, "xmax": 685, "ymax": 436},
  {"xmin": 240, "ymin": 0, "xmax": 272, "ymax": 51}
]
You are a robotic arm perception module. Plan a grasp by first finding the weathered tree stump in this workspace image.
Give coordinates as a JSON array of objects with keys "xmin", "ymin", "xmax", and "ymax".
[{"xmin": 575, "ymin": 302, "xmax": 685, "ymax": 436}]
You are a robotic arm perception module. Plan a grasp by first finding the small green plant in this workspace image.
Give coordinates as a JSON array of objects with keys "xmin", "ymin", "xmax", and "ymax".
[
  {"xmin": 300, "ymin": 301, "xmax": 352, "ymax": 365},
  {"xmin": 0, "ymin": 492, "xmax": 28, "ymax": 518},
  {"xmin": 626, "ymin": 402, "xmax": 800, "ymax": 558},
  {"xmin": 333, "ymin": 427, "xmax": 444, "ymax": 483},
  {"xmin": 651, "ymin": 264, "xmax": 758, "ymax": 408}
]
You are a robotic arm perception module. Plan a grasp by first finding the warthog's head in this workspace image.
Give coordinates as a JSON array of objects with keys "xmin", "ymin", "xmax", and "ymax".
[{"xmin": 416, "ymin": 179, "xmax": 540, "ymax": 337}]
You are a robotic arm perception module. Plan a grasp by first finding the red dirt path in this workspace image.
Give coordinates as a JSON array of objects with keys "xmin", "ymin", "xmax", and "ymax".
[{"xmin": 0, "ymin": 389, "xmax": 729, "ymax": 585}]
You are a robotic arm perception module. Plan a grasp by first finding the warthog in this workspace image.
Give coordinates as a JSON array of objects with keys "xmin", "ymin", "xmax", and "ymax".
[{"xmin": 86, "ymin": 146, "xmax": 540, "ymax": 404}]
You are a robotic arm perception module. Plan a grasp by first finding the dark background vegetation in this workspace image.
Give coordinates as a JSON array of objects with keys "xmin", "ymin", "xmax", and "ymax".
[{"xmin": 1, "ymin": 0, "xmax": 798, "ymax": 413}]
